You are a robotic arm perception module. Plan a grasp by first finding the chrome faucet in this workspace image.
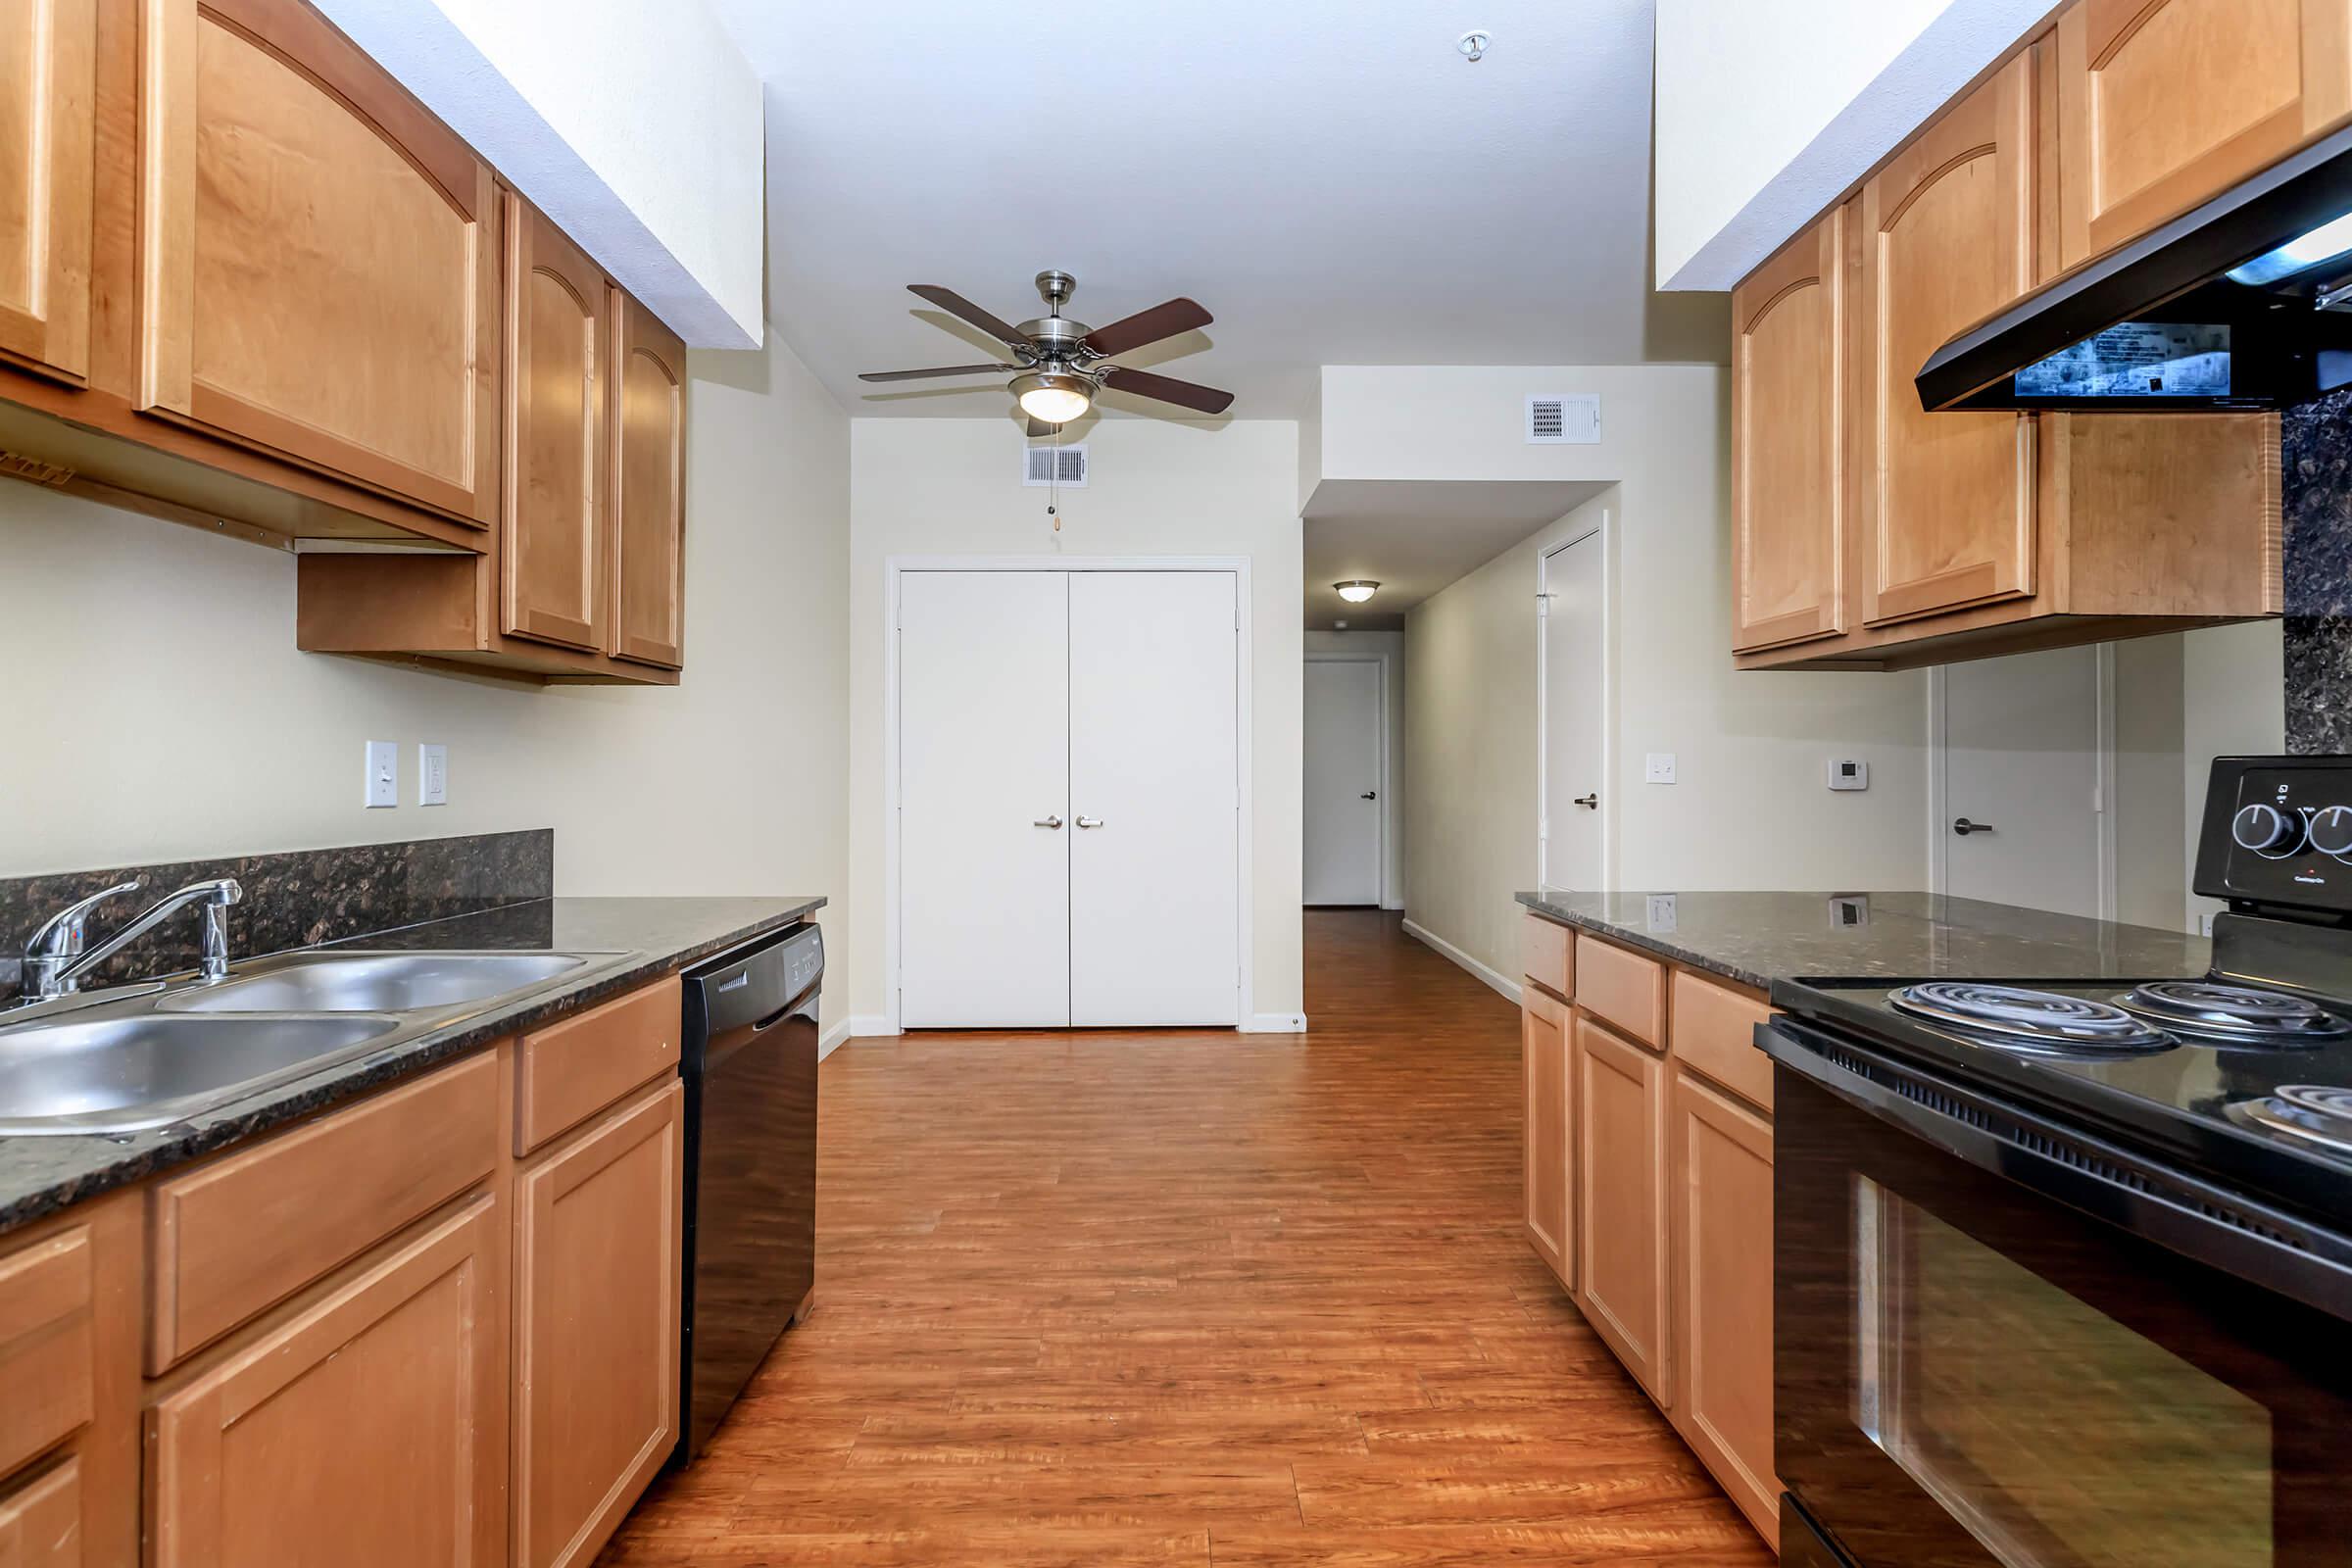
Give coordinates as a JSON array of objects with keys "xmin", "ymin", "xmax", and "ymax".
[{"xmin": 22, "ymin": 877, "xmax": 244, "ymax": 1002}]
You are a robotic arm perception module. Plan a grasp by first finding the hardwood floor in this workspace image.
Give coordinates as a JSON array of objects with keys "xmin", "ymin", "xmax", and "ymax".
[{"xmin": 600, "ymin": 910, "xmax": 1772, "ymax": 1566}]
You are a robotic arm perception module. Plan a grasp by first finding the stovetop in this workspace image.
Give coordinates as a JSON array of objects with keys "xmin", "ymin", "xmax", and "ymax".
[{"xmin": 1772, "ymin": 970, "xmax": 2352, "ymax": 1229}]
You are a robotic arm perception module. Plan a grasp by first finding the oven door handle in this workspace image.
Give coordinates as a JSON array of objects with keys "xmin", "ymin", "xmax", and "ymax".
[{"xmin": 1761, "ymin": 1018, "xmax": 2352, "ymax": 1319}]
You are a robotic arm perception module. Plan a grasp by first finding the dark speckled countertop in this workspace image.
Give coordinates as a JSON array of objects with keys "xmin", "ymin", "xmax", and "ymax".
[
  {"xmin": 0, "ymin": 895, "xmax": 824, "ymax": 1235},
  {"xmin": 1515, "ymin": 889, "xmax": 2210, "ymax": 993}
]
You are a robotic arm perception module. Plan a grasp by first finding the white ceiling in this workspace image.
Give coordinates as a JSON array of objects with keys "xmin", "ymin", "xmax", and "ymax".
[
  {"xmin": 1303, "ymin": 479, "xmax": 1614, "ymax": 629},
  {"xmin": 706, "ymin": 0, "xmax": 1728, "ymax": 421}
]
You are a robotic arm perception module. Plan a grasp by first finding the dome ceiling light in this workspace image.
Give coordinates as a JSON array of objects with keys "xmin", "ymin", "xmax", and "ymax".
[{"xmin": 1334, "ymin": 581, "xmax": 1381, "ymax": 604}]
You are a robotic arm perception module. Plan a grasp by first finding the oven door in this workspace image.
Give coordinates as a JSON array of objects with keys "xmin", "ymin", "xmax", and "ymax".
[{"xmin": 1765, "ymin": 1016, "xmax": 2352, "ymax": 1568}]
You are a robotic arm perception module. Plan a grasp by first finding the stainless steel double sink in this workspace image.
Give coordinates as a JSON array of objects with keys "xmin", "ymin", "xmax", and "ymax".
[{"xmin": 0, "ymin": 951, "xmax": 624, "ymax": 1137}]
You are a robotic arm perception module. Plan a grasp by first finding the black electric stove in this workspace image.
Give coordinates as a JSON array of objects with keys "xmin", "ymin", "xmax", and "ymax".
[{"xmin": 1763, "ymin": 756, "xmax": 2352, "ymax": 1568}]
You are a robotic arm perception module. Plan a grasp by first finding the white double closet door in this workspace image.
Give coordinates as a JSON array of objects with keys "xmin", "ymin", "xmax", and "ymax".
[{"xmin": 899, "ymin": 568, "xmax": 1241, "ymax": 1028}]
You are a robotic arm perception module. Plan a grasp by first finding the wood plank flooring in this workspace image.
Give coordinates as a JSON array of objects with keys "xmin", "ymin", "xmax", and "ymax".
[{"xmin": 600, "ymin": 910, "xmax": 1771, "ymax": 1567}]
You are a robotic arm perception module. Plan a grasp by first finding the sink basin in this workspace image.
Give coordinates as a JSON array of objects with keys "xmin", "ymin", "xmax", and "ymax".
[
  {"xmin": 159, "ymin": 952, "xmax": 591, "ymax": 1015},
  {"xmin": 0, "ymin": 1014, "xmax": 400, "ymax": 1135}
]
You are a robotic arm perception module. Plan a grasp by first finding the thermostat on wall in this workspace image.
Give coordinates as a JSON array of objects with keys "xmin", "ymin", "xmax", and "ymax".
[{"xmin": 1827, "ymin": 759, "xmax": 1869, "ymax": 791}]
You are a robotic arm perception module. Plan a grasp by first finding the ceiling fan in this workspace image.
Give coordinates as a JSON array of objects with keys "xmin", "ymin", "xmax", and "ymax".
[{"xmin": 859, "ymin": 270, "xmax": 1235, "ymax": 434}]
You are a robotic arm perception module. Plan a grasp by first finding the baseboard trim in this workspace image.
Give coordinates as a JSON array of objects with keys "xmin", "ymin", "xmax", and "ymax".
[
  {"xmin": 818, "ymin": 1018, "xmax": 852, "ymax": 1060},
  {"xmin": 1240, "ymin": 1012, "xmax": 1307, "ymax": 1034},
  {"xmin": 847, "ymin": 1013, "xmax": 899, "ymax": 1039},
  {"xmin": 1401, "ymin": 918, "xmax": 1524, "ymax": 1005}
]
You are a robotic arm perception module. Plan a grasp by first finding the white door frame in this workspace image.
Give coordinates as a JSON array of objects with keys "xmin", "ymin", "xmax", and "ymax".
[
  {"xmin": 881, "ymin": 555, "xmax": 1255, "ymax": 1035},
  {"xmin": 1302, "ymin": 651, "xmax": 1388, "ymax": 907},
  {"xmin": 1926, "ymin": 644, "xmax": 2120, "ymax": 921},
  {"xmin": 1537, "ymin": 514, "xmax": 1615, "ymax": 892}
]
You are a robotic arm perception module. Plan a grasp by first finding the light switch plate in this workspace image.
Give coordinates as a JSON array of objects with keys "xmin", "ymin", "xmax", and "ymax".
[
  {"xmin": 1827, "ymin": 758, "xmax": 1870, "ymax": 791},
  {"xmin": 1830, "ymin": 894, "xmax": 1871, "ymax": 928},
  {"xmin": 418, "ymin": 743, "xmax": 448, "ymax": 806},
  {"xmin": 1643, "ymin": 753, "xmax": 1677, "ymax": 784},
  {"xmin": 364, "ymin": 741, "xmax": 398, "ymax": 808}
]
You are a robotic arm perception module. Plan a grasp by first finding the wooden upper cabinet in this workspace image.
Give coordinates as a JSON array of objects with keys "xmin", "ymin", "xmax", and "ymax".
[
  {"xmin": 146, "ymin": 1193, "xmax": 508, "ymax": 1568},
  {"xmin": 0, "ymin": 0, "xmax": 95, "ymax": 386},
  {"xmin": 2058, "ymin": 0, "xmax": 2352, "ymax": 270},
  {"xmin": 609, "ymin": 291, "xmax": 686, "ymax": 668},
  {"xmin": 505, "ymin": 196, "xmax": 607, "ymax": 653},
  {"xmin": 135, "ymin": 0, "xmax": 499, "ymax": 526},
  {"xmin": 1859, "ymin": 53, "xmax": 2037, "ymax": 627},
  {"xmin": 1732, "ymin": 206, "xmax": 1845, "ymax": 652}
]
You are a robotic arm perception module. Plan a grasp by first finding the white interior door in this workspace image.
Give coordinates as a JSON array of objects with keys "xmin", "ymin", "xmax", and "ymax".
[
  {"xmin": 1941, "ymin": 645, "xmax": 2105, "ymax": 919},
  {"xmin": 1069, "ymin": 571, "xmax": 1241, "ymax": 1026},
  {"xmin": 1302, "ymin": 659, "xmax": 1382, "ymax": 906},
  {"xmin": 899, "ymin": 570, "xmax": 1070, "ymax": 1026},
  {"xmin": 1541, "ymin": 530, "xmax": 1605, "ymax": 891}
]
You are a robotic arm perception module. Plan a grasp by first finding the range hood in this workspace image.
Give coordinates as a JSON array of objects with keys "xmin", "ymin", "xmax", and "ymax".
[{"xmin": 1919, "ymin": 122, "xmax": 2352, "ymax": 413}]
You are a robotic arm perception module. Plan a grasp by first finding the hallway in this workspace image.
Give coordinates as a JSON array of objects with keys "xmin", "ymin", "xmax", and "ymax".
[{"xmin": 601, "ymin": 911, "xmax": 1771, "ymax": 1566}]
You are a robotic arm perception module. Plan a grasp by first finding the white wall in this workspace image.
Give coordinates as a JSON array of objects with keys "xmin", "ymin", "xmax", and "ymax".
[
  {"xmin": 846, "ymin": 417, "xmax": 1304, "ymax": 1032},
  {"xmin": 0, "ymin": 328, "xmax": 853, "ymax": 1028},
  {"xmin": 1362, "ymin": 367, "xmax": 1928, "ymax": 981},
  {"xmin": 1653, "ymin": 0, "xmax": 2055, "ymax": 290},
  {"xmin": 1305, "ymin": 628, "xmax": 1404, "ymax": 909},
  {"xmin": 316, "ymin": 0, "xmax": 763, "ymax": 346}
]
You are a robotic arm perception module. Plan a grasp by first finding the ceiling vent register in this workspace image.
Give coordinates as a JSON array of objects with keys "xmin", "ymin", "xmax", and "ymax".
[{"xmin": 1526, "ymin": 394, "xmax": 1600, "ymax": 445}]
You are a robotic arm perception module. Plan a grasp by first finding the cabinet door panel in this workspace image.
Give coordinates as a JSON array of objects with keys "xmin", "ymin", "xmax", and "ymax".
[
  {"xmin": 609, "ymin": 291, "xmax": 685, "ymax": 668},
  {"xmin": 1861, "ymin": 54, "xmax": 2036, "ymax": 626},
  {"xmin": 1672, "ymin": 1070, "xmax": 1780, "ymax": 1548},
  {"xmin": 2059, "ymin": 0, "xmax": 2352, "ymax": 269},
  {"xmin": 1522, "ymin": 988, "xmax": 1571, "ymax": 1287},
  {"xmin": 514, "ymin": 1081, "xmax": 681, "ymax": 1568},
  {"xmin": 0, "ymin": 0, "xmax": 94, "ymax": 384},
  {"xmin": 1575, "ymin": 1015, "xmax": 1670, "ymax": 1403},
  {"xmin": 146, "ymin": 1193, "xmax": 507, "ymax": 1568},
  {"xmin": 138, "ymin": 0, "xmax": 498, "ymax": 524},
  {"xmin": 504, "ymin": 196, "xmax": 606, "ymax": 652},
  {"xmin": 1733, "ymin": 206, "xmax": 1844, "ymax": 652}
]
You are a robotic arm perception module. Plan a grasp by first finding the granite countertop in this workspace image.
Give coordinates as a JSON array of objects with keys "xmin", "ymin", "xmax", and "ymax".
[
  {"xmin": 0, "ymin": 895, "xmax": 825, "ymax": 1235},
  {"xmin": 1515, "ymin": 888, "xmax": 2211, "ymax": 993}
]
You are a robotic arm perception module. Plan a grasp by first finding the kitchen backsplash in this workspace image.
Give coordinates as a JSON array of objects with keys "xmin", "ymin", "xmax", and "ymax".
[
  {"xmin": 2285, "ymin": 387, "xmax": 2352, "ymax": 753},
  {"xmin": 0, "ymin": 829, "xmax": 553, "ymax": 988}
]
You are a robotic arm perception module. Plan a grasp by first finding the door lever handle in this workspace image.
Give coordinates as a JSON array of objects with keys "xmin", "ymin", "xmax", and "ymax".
[
  {"xmin": 1075, "ymin": 815, "xmax": 1104, "ymax": 829},
  {"xmin": 1034, "ymin": 814, "xmax": 1063, "ymax": 829},
  {"xmin": 1359, "ymin": 791, "xmax": 1377, "ymax": 801},
  {"xmin": 1952, "ymin": 817, "xmax": 1995, "ymax": 836},
  {"xmin": 1573, "ymin": 794, "xmax": 1598, "ymax": 808}
]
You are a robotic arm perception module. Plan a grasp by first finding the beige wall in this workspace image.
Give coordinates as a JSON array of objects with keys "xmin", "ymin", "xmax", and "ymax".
[
  {"xmin": 2113, "ymin": 634, "xmax": 2188, "ymax": 930},
  {"xmin": 845, "ymin": 416, "xmax": 1304, "ymax": 1031},
  {"xmin": 2184, "ymin": 620, "xmax": 2289, "ymax": 930},
  {"xmin": 0, "ymin": 328, "xmax": 855, "ymax": 1031},
  {"xmin": 1390, "ymin": 369, "xmax": 1933, "ymax": 982}
]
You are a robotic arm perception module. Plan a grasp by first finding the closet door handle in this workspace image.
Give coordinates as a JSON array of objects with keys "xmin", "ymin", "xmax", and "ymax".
[
  {"xmin": 1075, "ymin": 816, "xmax": 1104, "ymax": 829},
  {"xmin": 1034, "ymin": 814, "xmax": 1064, "ymax": 829}
]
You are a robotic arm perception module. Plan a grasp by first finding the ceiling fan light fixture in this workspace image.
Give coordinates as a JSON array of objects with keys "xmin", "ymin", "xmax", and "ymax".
[
  {"xmin": 1335, "ymin": 580, "xmax": 1381, "ymax": 604},
  {"xmin": 1012, "ymin": 370, "xmax": 1093, "ymax": 425}
]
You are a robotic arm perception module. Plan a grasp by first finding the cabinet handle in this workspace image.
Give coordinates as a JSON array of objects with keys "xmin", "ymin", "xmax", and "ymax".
[{"xmin": 1034, "ymin": 814, "xmax": 1063, "ymax": 829}]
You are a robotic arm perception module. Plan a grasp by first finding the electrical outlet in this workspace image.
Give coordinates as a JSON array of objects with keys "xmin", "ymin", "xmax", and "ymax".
[
  {"xmin": 418, "ymin": 743, "xmax": 448, "ymax": 806},
  {"xmin": 363, "ymin": 741, "xmax": 398, "ymax": 808},
  {"xmin": 1830, "ymin": 894, "xmax": 1871, "ymax": 928},
  {"xmin": 1644, "ymin": 753, "xmax": 1677, "ymax": 785},
  {"xmin": 2198, "ymin": 910, "xmax": 2218, "ymax": 937},
  {"xmin": 1645, "ymin": 893, "xmax": 1678, "ymax": 931}
]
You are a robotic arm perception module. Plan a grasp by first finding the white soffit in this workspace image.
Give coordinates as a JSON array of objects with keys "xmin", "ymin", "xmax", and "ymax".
[
  {"xmin": 314, "ymin": 0, "xmax": 764, "ymax": 348},
  {"xmin": 1657, "ymin": 0, "xmax": 2061, "ymax": 292}
]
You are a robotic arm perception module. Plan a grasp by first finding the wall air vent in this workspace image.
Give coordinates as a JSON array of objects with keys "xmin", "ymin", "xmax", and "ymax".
[
  {"xmin": 1526, "ymin": 394, "xmax": 1600, "ymax": 444},
  {"xmin": 1022, "ymin": 443, "xmax": 1089, "ymax": 488}
]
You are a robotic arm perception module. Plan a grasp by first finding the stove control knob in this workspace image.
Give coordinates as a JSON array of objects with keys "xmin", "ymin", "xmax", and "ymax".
[
  {"xmin": 2233, "ymin": 802, "xmax": 2305, "ymax": 858},
  {"xmin": 2310, "ymin": 805, "xmax": 2352, "ymax": 859}
]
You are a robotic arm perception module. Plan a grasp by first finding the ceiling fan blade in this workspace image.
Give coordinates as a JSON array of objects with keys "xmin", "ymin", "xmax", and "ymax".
[
  {"xmin": 907, "ymin": 285, "xmax": 1032, "ymax": 351},
  {"xmin": 1081, "ymin": 297, "xmax": 1212, "ymax": 360},
  {"xmin": 858, "ymin": 364, "xmax": 1012, "ymax": 383},
  {"xmin": 1099, "ymin": 366, "xmax": 1235, "ymax": 416},
  {"xmin": 1026, "ymin": 417, "xmax": 1062, "ymax": 438}
]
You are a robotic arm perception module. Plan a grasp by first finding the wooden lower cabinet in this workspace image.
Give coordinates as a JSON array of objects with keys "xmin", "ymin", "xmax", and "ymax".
[
  {"xmin": 1574, "ymin": 1015, "xmax": 1671, "ymax": 1404},
  {"xmin": 0, "ymin": 1456, "xmax": 84, "ymax": 1566},
  {"xmin": 1521, "ymin": 985, "xmax": 1572, "ymax": 1286},
  {"xmin": 145, "ymin": 1191, "xmax": 508, "ymax": 1568},
  {"xmin": 514, "ymin": 1079, "xmax": 684, "ymax": 1568},
  {"xmin": 1671, "ymin": 1068, "xmax": 1781, "ymax": 1548}
]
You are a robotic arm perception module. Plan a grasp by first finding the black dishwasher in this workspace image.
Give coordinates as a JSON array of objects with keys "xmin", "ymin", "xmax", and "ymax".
[{"xmin": 671, "ymin": 920, "xmax": 822, "ymax": 1464}]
